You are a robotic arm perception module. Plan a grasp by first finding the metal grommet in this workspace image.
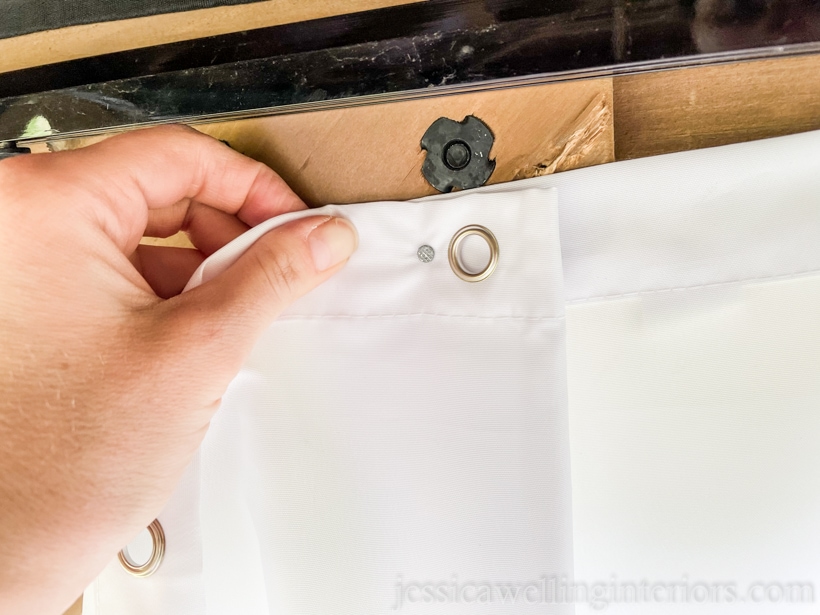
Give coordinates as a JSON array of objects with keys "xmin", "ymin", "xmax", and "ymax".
[
  {"xmin": 448, "ymin": 225, "xmax": 499, "ymax": 283},
  {"xmin": 118, "ymin": 519, "xmax": 165, "ymax": 578}
]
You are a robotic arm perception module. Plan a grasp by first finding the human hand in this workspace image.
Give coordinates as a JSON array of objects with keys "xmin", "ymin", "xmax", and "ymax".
[{"xmin": 0, "ymin": 125, "xmax": 358, "ymax": 614}]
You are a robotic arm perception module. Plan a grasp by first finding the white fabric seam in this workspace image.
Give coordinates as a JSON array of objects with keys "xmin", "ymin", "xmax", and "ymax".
[
  {"xmin": 274, "ymin": 313, "xmax": 567, "ymax": 322},
  {"xmin": 567, "ymin": 267, "xmax": 820, "ymax": 305}
]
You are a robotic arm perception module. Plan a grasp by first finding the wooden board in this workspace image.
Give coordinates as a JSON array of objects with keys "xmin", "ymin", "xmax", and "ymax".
[
  {"xmin": 42, "ymin": 78, "xmax": 614, "ymax": 208},
  {"xmin": 195, "ymin": 79, "xmax": 614, "ymax": 205},
  {"xmin": 44, "ymin": 52, "xmax": 820, "ymax": 205},
  {"xmin": 0, "ymin": 0, "xmax": 424, "ymax": 75},
  {"xmin": 614, "ymin": 55, "xmax": 820, "ymax": 160}
]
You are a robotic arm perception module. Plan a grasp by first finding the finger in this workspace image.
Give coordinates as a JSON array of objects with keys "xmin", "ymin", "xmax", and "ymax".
[
  {"xmin": 145, "ymin": 200, "xmax": 251, "ymax": 256},
  {"xmin": 143, "ymin": 199, "xmax": 190, "ymax": 238},
  {"xmin": 185, "ymin": 205, "xmax": 250, "ymax": 256},
  {"xmin": 40, "ymin": 125, "xmax": 306, "ymax": 253},
  {"xmin": 133, "ymin": 245, "xmax": 206, "ymax": 299},
  {"xmin": 170, "ymin": 216, "xmax": 358, "ymax": 368}
]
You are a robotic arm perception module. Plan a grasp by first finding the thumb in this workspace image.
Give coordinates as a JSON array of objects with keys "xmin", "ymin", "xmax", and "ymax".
[{"xmin": 172, "ymin": 214, "xmax": 357, "ymax": 363}]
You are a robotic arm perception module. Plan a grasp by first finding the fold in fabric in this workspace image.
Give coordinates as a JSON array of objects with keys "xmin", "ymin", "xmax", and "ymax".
[{"xmin": 86, "ymin": 130, "xmax": 820, "ymax": 615}]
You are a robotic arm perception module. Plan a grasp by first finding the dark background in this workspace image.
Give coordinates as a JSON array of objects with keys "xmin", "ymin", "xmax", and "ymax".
[{"xmin": 1, "ymin": 0, "xmax": 263, "ymax": 39}]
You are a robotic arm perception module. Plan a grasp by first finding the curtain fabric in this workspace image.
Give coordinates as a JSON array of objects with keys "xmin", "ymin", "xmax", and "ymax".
[{"xmin": 85, "ymin": 129, "xmax": 820, "ymax": 615}]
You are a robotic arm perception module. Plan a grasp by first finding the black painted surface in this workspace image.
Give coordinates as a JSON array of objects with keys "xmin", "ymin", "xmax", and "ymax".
[
  {"xmin": 1, "ymin": 0, "xmax": 266, "ymax": 39},
  {"xmin": 0, "ymin": 0, "xmax": 625, "ymax": 99}
]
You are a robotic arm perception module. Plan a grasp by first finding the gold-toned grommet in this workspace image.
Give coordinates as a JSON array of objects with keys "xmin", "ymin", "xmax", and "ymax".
[
  {"xmin": 118, "ymin": 519, "xmax": 165, "ymax": 578},
  {"xmin": 448, "ymin": 224, "xmax": 499, "ymax": 283}
]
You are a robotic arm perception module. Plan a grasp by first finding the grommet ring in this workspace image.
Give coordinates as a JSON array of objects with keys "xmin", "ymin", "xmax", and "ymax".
[
  {"xmin": 448, "ymin": 225, "xmax": 499, "ymax": 283},
  {"xmin": 118, "ymin": 519, "xmax": 165, "ymax": 577}
]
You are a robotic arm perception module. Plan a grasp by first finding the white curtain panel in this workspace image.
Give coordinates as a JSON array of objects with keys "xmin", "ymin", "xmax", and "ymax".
[{"xmin": 85, "ymin": 130, "xmax": 820, "ymax": 615}]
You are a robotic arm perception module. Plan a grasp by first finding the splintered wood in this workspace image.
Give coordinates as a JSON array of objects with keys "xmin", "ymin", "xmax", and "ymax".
[{"xmin": 511, "ymin": 92, "xmax": 612, "ymax": 179}]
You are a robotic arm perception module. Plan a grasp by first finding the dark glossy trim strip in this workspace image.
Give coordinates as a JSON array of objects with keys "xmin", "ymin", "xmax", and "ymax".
[
  {"xmin": 0, "ymin": 0, "xmax": 508, "ymax": 99},
  {"xmin": 2, "ymin": 0, "xmax": 820, "ymax": 144}
]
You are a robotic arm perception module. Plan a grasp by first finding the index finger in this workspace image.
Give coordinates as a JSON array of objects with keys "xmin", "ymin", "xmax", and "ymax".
[{"xmin": 41, "ymin": 125, "xmax": 306, "ymax": 252}]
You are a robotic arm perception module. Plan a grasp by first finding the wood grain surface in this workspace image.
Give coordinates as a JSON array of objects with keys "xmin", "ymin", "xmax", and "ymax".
[{"xmin": 614, "ymin": 55, "xmax": 820, "ymax": 160}]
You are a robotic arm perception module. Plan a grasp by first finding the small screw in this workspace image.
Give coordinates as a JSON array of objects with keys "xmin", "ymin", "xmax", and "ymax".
[{"xmin": 417, "ymin": 245, "xmax": 435, "ymax": 263}]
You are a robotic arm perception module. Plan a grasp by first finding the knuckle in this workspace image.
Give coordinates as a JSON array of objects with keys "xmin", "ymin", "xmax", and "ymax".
[
  {"xmin": 128, "ymin": 124, "xmax": 204, "ymax": 154},
  {"xmin": 155, "ymin": 123, "xmax": 199, "ymax": 138},
  {"xmin": 254, "ymin": 237, "xmax": 308, "ymax": 303}
]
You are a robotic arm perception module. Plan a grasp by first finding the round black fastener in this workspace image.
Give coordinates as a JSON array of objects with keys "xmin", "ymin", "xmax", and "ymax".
[
  {"xmin": 421, "ymin": 115, "xmax": 495, "ymax": 193},
  {"xmin": 443, "ymin": 140, "xmax": 471, "ymax": 170}
]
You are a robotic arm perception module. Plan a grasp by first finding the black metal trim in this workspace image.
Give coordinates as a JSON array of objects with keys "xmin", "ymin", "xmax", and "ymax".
[
  {"xmin": 2, "ymin": 0, "xmax": 820, "ymax": 145},
  {"xmin": 1, "ymin": 0, "xmax": 268, "ymax": 40}
]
